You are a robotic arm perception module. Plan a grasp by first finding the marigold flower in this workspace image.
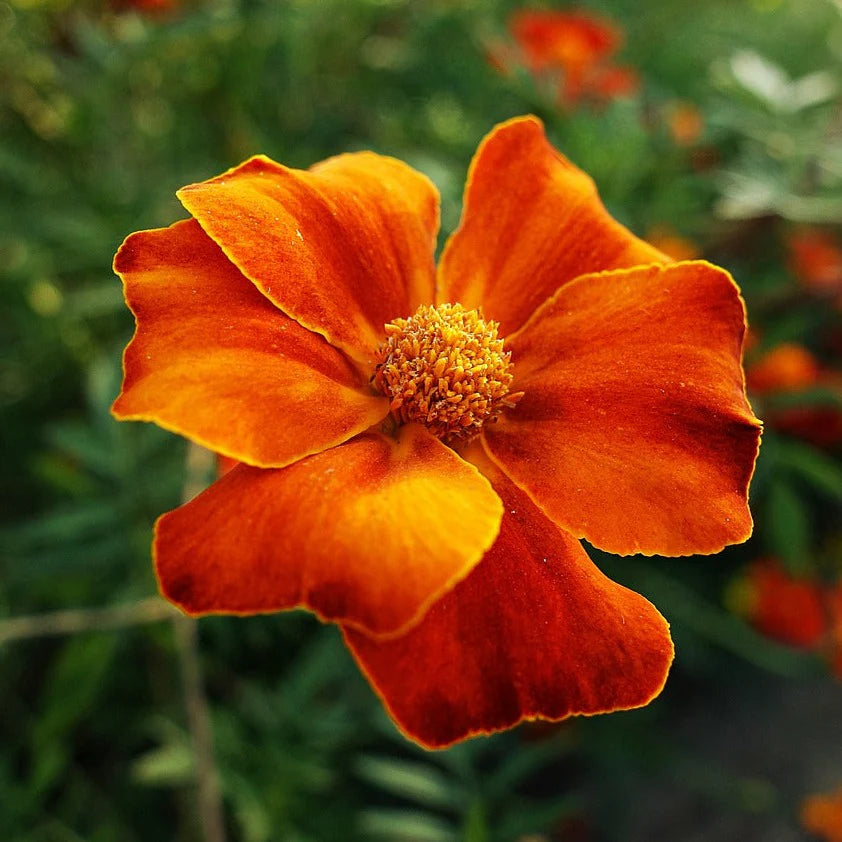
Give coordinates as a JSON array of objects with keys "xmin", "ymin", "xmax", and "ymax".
[
  {"xmin": 731, "ymin": 559, "xmax": 826, "ymax": 648},
  {"xmin": 746, "ymin": 343, "xmax": 821, "ymax": 393},
  {"xmin": 113, "ymin": 116, "xmax": 761, "ymax": 748},
  {"xmin": 788, "ymin": 228, "xmax": 842, "ymax": 298},
  {"xmin": 832, "ymin": 589, "xmax": 842, "ymax": 679},
  {"xmin": 667, "ymin": 102, "xmax": 704, "ymax": 146},
  {"xmin": 802, "ymin": 785, "xmax": 842, "ymax": 842},
  {"xmin": 746, "ymin": 343, "xmax": 842, "ymax": 449},
  {"xmin": 731, "ymin": 559, "xmax": 842, "ymax": 676},
  {"xmin": 507, "ymin": 9, "xmax": 639, "ymax": 106}
]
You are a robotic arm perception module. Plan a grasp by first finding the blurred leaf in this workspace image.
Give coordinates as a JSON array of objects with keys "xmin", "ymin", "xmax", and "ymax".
[
  {"xmin": 763, "ymin": 387, "xmax": 842, "ymax": 412},
  {"xmin": 494, "ymin": 794, "xmax": 581, "ymax": 841},
  {"xmin": 3, "ymin": 501, "xmax": 123, "ymax": 555},
  {"xmin": 776, "ymin": 439, "xmax": 842, "ymax": 502},
  {"xmin": 484, "ymin": 732, "xmax": 575, "ymax": 799},
  {"xmin": 728, "ymin": 50, "xmax": 838, "ymax": 112},
  {"xmin": 765, "ymin": 476, "xmax": 812, "ymax": 568},
  {"xmin": 358, "ymin": 808, "xmax": 458, "ymax": 842},
  {"xmin": 131, "ymin": 740, "xmax": 194, "ymax": 787},
  {"xmin": 461, "ymin": 800, "xmax": 488, "ymax": 842},
  {"xmin": 631, "ymin": 564, "xmax": 822, "ymax": 676},
  {"xmin": 356, "ymin": 755, "xmax": 461, "ymax": 811}
]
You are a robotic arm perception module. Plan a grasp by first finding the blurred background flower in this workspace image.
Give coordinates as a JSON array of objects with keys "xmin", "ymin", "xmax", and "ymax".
[
  {"xmin": 728, "ymin": 558, "xmax": 842, "ymax": 674},
  {"xmin": 801, "ymin": 785, "xmax": 842, "ymax": 841},
  {"xmin": 496, "ymin": 7, "xmax": 639, "ymax": 107},
  {"xmin": 789, "ymin": 227, "xmax": 842, "ymax": 304}
]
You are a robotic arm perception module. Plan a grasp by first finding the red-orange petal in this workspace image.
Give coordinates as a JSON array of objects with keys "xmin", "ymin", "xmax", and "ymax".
[
  {"xmin": 343, "ymin": 449, "xmax": 674, "ymax": 749},
  {"xmin": 154, "ymin": 425, "xmax": 503, "ymax": 637},
  {"xmin": 177, "ymin": 152, "xmax": 439, "ymax": 366},
  {"xmin": 113, "ymin": 219, "xmax": 389, "ymax": 468},
  {"xmin": 437, "ymin": 116, "xmax": 666, "ymax": 335},
  {"xmin": 483, "ymin": 261, "xmax": 762, "ymax": 557}
]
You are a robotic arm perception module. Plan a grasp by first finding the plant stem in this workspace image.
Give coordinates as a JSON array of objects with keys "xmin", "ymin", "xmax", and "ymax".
[{"xmin": 175, "ymin": 442, "xmax": 227, "ymax": 842}]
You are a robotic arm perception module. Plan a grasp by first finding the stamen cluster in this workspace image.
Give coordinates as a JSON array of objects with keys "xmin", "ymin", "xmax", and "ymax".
[{"xmin": 373, "ymin": 303, "xmax": 522, "ymax": 444}]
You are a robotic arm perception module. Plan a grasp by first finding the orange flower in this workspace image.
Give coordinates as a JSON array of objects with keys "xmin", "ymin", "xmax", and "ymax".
[
  {"xmin": 746, "ymin": 343, "xmax": 821, "ymax": 393},
  {"xmin": 734, "ymin": 560, "xmax": 842, "ymax": 676},
  {"xmin": 113, "ymin": 116, "xmax": 761, "ymax": 748},
  {"xmin": 832, "ymin": 588, "xmax": 842, "ymax": 679},
  {"xmin": 789, "ymin": 228, "xmax": 842, "ymax": 298},
  {"xmin": 667, "ymin": 102, "xmax": 704, "ymax": 146},
  {"xmin": 589, "ymin": 64, "xmax": 639, "ymax": 101},
  {"xmin": 508, "ymin": 9, "xmax": 639, "ymax": 106},
  {"xmin": 734, "ymin": 559, "xmax": 826, "ymax": 648},
  {"xmin": 746, "ymin": 343, "xmax": 842, "ymax": 449},
  {"xmin": 802, "ymin": 786, "xmax": 842, "ymax": 842}
]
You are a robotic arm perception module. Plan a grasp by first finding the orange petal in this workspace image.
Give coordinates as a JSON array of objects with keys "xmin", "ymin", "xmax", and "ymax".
[
  {"xmin": 154, "ymin": 425, "xmax": 503, "ymax": 637},
  {"xmin": 483, "ymin": 261, "xmax": 762, "ymax": 557},
  {"xmin": 113, "ymin": 219, "xmax": 388, "ymax": 467},
  {"xmin": 343, "ymin": 449, "xmax": 674, "ymax": 749},
  {"xmin": 177, "ymin": 152, "xmax": 439, "ymax": 365},
  {"xmin": 437, "ymin": 116, "xmax": 666, "ymax": 335}
]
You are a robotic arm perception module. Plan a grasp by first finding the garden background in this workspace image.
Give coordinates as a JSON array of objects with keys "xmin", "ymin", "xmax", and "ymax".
[{"xmin": 2, "ymin": 0, "xmax": 842, "ymax": 839}]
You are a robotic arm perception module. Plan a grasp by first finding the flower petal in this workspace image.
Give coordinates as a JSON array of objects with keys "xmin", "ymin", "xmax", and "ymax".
[
  {"xmin": 177, "ymin": 152, "xmax": 439, "ymax": 365},
  {"xmin": 483, "ymin": 261, "xmax": 762, "ymax": 557},
  {"xmin": 113, "ymin": 219, "xmax": 388, "ymax": 468},
  {"xmin": 343, "ymin": 449, "xmax": 674, "ymax": 749},
  {"xmin": 154, "ymin": 425, "xmax": 503, "ymax": 637},
  {"xmin": 437, "ymin": 115, "xmax": 666, "ymax": 335}
]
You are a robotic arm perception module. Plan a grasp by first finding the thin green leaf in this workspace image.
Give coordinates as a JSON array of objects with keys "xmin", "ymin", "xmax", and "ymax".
[
  {"xmin": 358, "ymin": 809, "xmax": 458, "ymax": 842},
  {"xmin": 356, "ymin": 755, "xmax": 460, "ymax": 811},
  {"xmin": 777, "ymin": 439, "xmax": 842, "ymax": 502}
]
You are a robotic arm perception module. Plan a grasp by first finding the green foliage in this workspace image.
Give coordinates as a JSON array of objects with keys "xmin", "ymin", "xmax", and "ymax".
[
  {"xmin": 2, "ymin": 0, "xmax": 842, "ymax": 840},
  {"xmin": 356, "ymin": 727, "xmax": 579, "ymax": 841}
]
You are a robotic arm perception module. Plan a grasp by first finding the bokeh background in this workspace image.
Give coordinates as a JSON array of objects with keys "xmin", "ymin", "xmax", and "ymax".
[{"xmin": 2, "ymin": 0, "xmax": 842, "ymax": 840}]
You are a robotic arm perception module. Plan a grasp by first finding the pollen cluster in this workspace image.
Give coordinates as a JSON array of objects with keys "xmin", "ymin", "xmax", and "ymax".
[{"xmin": 373, "ymin": 303, "xmax": 522, "ymax": 445}]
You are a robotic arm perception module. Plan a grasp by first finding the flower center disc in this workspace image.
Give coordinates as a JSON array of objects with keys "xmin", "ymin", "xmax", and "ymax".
[{"xmin": 373, "ymin": 303, "xmax": 522, "ymax": 444}]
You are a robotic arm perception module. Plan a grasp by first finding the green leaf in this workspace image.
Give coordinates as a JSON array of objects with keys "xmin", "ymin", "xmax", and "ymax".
[
  {"xmin": 461, "ymin": 801, "xmax": 488, "ymax": 842},
  {"xmin": 764, "ymin": 476, "xmax": 812, "ymax": 570},
  {"xmin": 484, "ymin": 733, "xmax": 575, "ymax": 799},
  {"xmin": 355, "ymin": 755, "xmax": 460, "ymax": 811},
  {"xmin": 493, "ymin": 795, "xmax": 581, "ymax": 841},
  {"xmin": 631, "ymin": 565, "xmax": 822, "ymax": 676},
  {"xmin": 776, "ymin": 439, "xmax": 842, "ymax": 502},
  {"xmin": 763, "ymin": 387, "xmax": 842, "ymax": 412},
  {"xmin": 358, "ymin": 809, "xmax": 458, "ymax": 842},
  {"xmin": 130, "ymin": 740, "xmax": 194, "ymax": 787}
]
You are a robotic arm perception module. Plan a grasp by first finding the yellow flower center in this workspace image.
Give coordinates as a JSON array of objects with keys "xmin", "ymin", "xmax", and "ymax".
[{"xmin": 373, "ymin": 303, "xmax": 523, "ymax": 445}]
